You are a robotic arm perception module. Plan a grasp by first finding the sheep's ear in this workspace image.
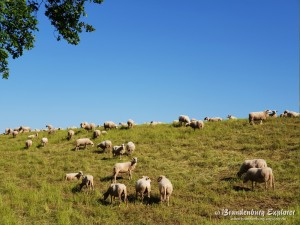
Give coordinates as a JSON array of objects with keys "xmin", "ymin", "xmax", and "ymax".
[{"xmin": 157, "ymin": 176, "xmax": 162, "ymax": 182}]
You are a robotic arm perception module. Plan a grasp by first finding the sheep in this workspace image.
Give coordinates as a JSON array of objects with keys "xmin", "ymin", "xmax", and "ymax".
[
  {"xmin": 93, "ymin": 130, "xmax": 101, "ymax": 139},
  {"xmin": 204, "ymin": 117, "xmax": 223, "ymax": 122},
  {"xmin": 97, "ymin": 140, "xmax": 112, "ymax": 153},
  {"xmin": 269, "ymin": 110, "xmax": 277, "ymax": 118},
  {"xmin": 75, "ymin": 138, "xmax": 94, "ymax": 150},
  {"xmin": 150, "ymin": 121, "xmax": 163, "ymax": 126},
  {"xmin": 157, "ymin": 175, "xmax": 173, "ymax": 206},
  {"xmin": 41, "ymin": 137, "xmax": 48, "ymax": 147},
  {"xmin": 65, "ymin": 171, "xmax": 83, "ymax": 181},
  {"xmin": 79, "ymin": 175, "xmax": 94, "ymax": 191},
  {"xmin": 112, "ymin": 144, "xmax": 125, "ymax": 159},
  {"xmin": 284, "ymin": 110, "xmax": 300, "ymax": 118},
  {"xmin": 67, "ymin": 130, "xmax": 75, "ymax": 140},
  {"xmin": 101, "ymin": 131, "xmax": 107, "ymax": 135},
  {"xmin": 237, "ymin": 159, "xmax": 267, "ymax": 178},
  {"xmin": 185, "ymin": 120, "xmax": 204, "ymax": 130},
  {"xmin": 25, "ymin": 140, "xmax": 33, "ymax": 149},
  {"xmin": 178, "ymin": 115, "xmax": 190, "ymax": 126},
  {"xmin": 28, "ymin": 133, "xmax": 38, "ymax": 139},
  {"xmin": 227, "ymin": 115, "xmax": 237, "ymax": 120},
  {"xmin": 248, "ymin": 110, "xmax": 272, "ymax": 124},
  {"xmin": 126, "ymin": 141, "xmax": 135, "ymax": 155},
  {"xmin": 279, "ymin": 113, "xmax": 288, "ymax": 117},
  {"xmin": 103, "ymin": 183, "xmax": 128, "ymax": 207},
  {"xmin": 80, "ymin": 122, "xmax": 95, "ymax": 131},
  {"xmin": 127, "ymin": 119, "xmax": 135, "ymax": 128},
  {"xmin": 243, "ymin": 167, "xmax": 275, "ymax": 191},
  {"xmin": 19, "ymin": 126, "xmax": 31, "ymax": 133},
  {"xmin": 5, "ymin": 128, "xmax": 13, "ymax": 135},
  {"xmin": 104, "ymin": 121, "xmax": 118, "ymax": 130},
  {"xmin": 118, "ymin": 122, "xmax": 128, "ymax": 129},
  {"xmin": 46, "ymin": 124, "xmax": 53, "ymax": 130},
  {"xmin": 135, "ymin": 176, "xmax": 151, "ymax": 203},
  {"xmin": 12, "ymin": 130, "xmax": 19, "ymax": 138},
  {"xmin": 48, "ymin": 128, "xmax": 56, "ymax": 135},
  {"xmin": 112, "ymin": 157, "xmax": 138, "ymax": 183}
]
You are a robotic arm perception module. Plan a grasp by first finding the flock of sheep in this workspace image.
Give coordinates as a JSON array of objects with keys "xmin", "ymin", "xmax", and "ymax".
[{"xmin": 2, "ymin": 109, "xmax": 299, "ymax": 206}]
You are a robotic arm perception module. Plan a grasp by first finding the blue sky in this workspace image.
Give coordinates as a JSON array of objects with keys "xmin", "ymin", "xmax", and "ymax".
[{"xmin": 0, "ymin": 0, "xmax": 299, "ymax": 131}]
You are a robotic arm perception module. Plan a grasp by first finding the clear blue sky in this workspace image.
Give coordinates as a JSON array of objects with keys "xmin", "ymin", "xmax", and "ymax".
[{"xmin": 0, "ymin": 0, "xmax": 299, "ymax": 131}]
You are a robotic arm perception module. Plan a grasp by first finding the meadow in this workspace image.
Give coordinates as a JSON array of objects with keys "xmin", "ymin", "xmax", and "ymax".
[{"xmin": 0, "ymin": 117, "xmax": 299, "ymax": 225}]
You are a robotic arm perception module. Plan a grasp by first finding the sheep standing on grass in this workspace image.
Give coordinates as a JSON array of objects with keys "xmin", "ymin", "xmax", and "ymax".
[
  {"xmin": 41, "ymin": 137, "xmax": 48, "ymax": 147},
  {"xmin": 80, "ymin": 122, "xmax": 95, "ymax": 131},
  {"xmin": 79, "ymin": 175, "xmax": 94, "ymax": 191},
  {"xmin": 227, "ymin": 115, "xmax": 237, "ymax": 120},
  {"xmin": 97, "ymin": 140, "xmax": 112, "ymax": 153},
  {"xmin": 65, "ymin": 171, "xmax": 83, "ymax": 181},
  {"xmin": 126, "ymin": 141, "xmax": 135, "ymax": 155},
  {"xmin": 112, "ymin": 157, "xmax": 138, "ymax": 183},
  {"xmin": 112, "ymin": 144, "xmax": 125, "ymax": 159},
  {"xmin": 135, "ymin": 176, "xmax": 151, "ymax": 203},
  {"xmin": 67, "ymin": 130, "xmax": 75, "ymax": 140},
  {"xmin": 269, "ymin": 110, "xmax": 277, "ymax": 118},
  {"xmin": 12, "ymin": 130, "xmax": 18, "ymax": 138},
  {"xmin": 243, "ymin": 167, "xmax": 275, "ymax": 191},
  {"xmin": 284, "ymin": 110, "xmax": 300, "ymax": 117},
  {"xmin": 157, "ymin": 175, "xmax": 173, "ymax": 206},
  {"xmin": 186, "ymin": 120, "xmax": 204, "ymax": 130},
  {"xmin": 103, "ymin": 183, "xmax": 128, "ymax": 207},
  {"xmin": 46, "ymin": 124, "xmax": 53, "ymax": 130},
  {"xmin": 204, "ymin": 117, "xmax": 223, "ymax": 122},
  {"xmin": 25, "ymin": 140, "xmax": 33, "ymax": 149},
  {"xmin": 28, "ymin": 133, "xmax": 38, "ymax": 139},
  {"xmin": 178, "ymin": 115, "xmax": 190, "ymax": 126},
  {"xmin": 237, "ymin": 159, "xmax": 267, "ymax": 178},
  {"xmin": 127, "ymin": 119, "xmax": 135, "ymax": 128},
  {"xmin": 118, "ymin": 122, "xmax": 128, "ymax": 129},
  {"xmin": 248, "ymin": 110, "xmax": 272, "ymax": 124},
  {"xmin": 5, "ymin": 128, "xmax": 13, "ymax": 135},
  {"xmin": 75, "ymin": 138, "xmax": 94, "ymax": 150},
  {"xmin": 19, "ymin": 126, "xmax": 31, "ymax": 133},
  {"xmin": 93, "ymin": 130, "xmax": 101, "ymax": 139},
  {"xmin": 104, "ymin": 121, "xmax": 118, "ymax": 130}
]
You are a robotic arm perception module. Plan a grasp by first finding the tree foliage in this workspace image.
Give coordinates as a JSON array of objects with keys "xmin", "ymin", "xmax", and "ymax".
[{"xmin": 0, "ymin": 0, "xmax": 103, "ymax": 79}]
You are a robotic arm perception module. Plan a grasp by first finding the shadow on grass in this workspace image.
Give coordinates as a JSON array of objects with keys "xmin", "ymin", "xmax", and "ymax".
[
  {"xmin": 100, "ymin": 176, "xmax": 113, "ymax": 182},
  {"xmin": 220, "ymin": 177, "xmax": 238, "ymax": 182},
  {"xmin": 71, "ymin": 185, "xmax": 81, "ymax": 193},
  {"xmin": 233, "ymin": 185, "xmax": 251, "ymax": 192}
]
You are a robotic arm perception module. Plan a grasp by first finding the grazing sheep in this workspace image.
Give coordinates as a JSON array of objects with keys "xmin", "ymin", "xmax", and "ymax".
[
  {"xmin": 103, "ymin": 183, "xmax": 128, "ymax": 207},
  {"xmin": 204, "ymin": 117, "xmax": 223, "ymax": 122},
  {"xmin": 243, "ymin": 167, "xmax": 275, "ymax": 191},
  {"xmin": 269, "ymin": 110, "xmax": 277, "ymax": 118},
  {"xmin": 28, "ymin": 133, "xmax": 39, "ymax": 139},
  {"xmin": 248, "ymin": 110, "xmax": 272, "ymax": 124},
  {"xmin": 284, "ymin": 110, "xmax": 300, "ymax": 118},
  {"xmin": 178, "ymin": 115, "xmax": 190, "ymax": 126},
  {"xmin": 12, "ymin": 130, "xmax": 19, "ymax": 138},
  {"xmin": 97, "ymin": 140, "xmax": 112, "ymax": 153},
  {"xmin": 93, "ymin": 130, "xmax": 101, "ymax": 139},
  {"xmin": 25, "ymin": 140, "xmax": 33, "ymax": 149},
  {"xmin": 19, "ymin": 126, "xmax": 31, "ymax": 133},
  {"xmin": 135, "ymin": 176, "xmax": 151, "ymax": 203},
  {"xmin": 237, "ymin": 159, "xmax": 267, "ymax": 178},
  {"xmin": 46, "ymin": 124, "xmax": 53, "ymax": 130},
  {"xmin": 227, "ymin": 115, "xmax": 237, "ymax": 120},
  {"xmin": 157, "ymin": 175, "xmax": 173, "ymax": 206},
  {"xmin": 41, "ymin": 137, "xmax": 48, "ymax": 147},
  {"xmin": 112, "ymin": 144, "xmax": 125, "ymax": 159},
  {"xmin": 48, "ymin": 128, "xmax": 56, "ymax": 135},
  {"xmin": 79, "ymin": 175, "xmax": 94, "ymax": 191},
  {"xmin": 150, "ymin": 121, "xmax": 163, "ymax": 126},
  {"xmin": 67, "ymin": 130, "xmax": 75, "ymax": 140},
  {"xmin": 119, "ymin": 122, "xmax": 128, "ymax": 129},
  {"xmin": 5, "ymin": 128, "xmax": 13, "ymax": 135},
  {"xmin": 65, "ymin": 171, "xmax": 83, "ymax": 181},
  {"xmin": 185, "ymin": 120, "xmax": 204, "ymax": 130},
  {"xmin": 101, "ymin": 130, "xmax": 108, "ymax": 135},
  {"xmin": 75, "ymin": 138, "xmax": 94, "ymax": 150},
  {"xmin": 80, "ymin": 122, "xmax": 95, "ymax": 131},
  {"xmin": 126, "ymin": 141, "xmax": 135, "ymax": 155},
  {"xmin": 127, "ymin": 119, "xmax": 135, "ymax": 128},
  {"xmin": 112, "ymin": 157, "xmax": 138, "ymax": 183},
  {"xmin": 104, "ymin": 121, "xmax": 118, "ymax": 130}
]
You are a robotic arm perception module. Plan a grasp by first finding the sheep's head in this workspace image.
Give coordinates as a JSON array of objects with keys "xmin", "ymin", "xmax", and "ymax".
[
  {"xmin": 204, "ymin": 117, "xmax": 209, "ymax": 121},
  {"xmin": 131, "ymin": 157, "xmax": 138, "ymax": 164},
  {"xmin": 157, "ymin": 175, "xmax": 165, "ymax": 182}
]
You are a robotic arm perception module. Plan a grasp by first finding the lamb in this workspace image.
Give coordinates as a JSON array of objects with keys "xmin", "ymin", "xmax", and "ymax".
[
  {"xmin": 93, "ymin": 130, "xmax": 101, "ymax": 139},
  {"xmin": 103, "ymin": 183, "xmax": 128, "ymax": 207},
  {"xmin": 79, "ymin": 175, "xmax": 94, "ymax": 191},
  {"xmin": 67, "ymin": 130, "xmax": 75, "ymax": 140},
  {"xmin": 12, "ymin": 130, "xmax": 18, "ymax": 138},
  {"xmin": 237, "ymin": 159, "xmax": 267, "ymax": 178},
  {"xmin": 25, "ymin": 140, "xmax": 33, "ymax": 149},
  {"xmin": 28, "ymin": 133, "xmax": 38, "ymax": 139},
  {"xmin": 243, "ymin": 167, "xmax": 275, "ymax": 191},
  {"xmin": 112, "ymin": 157, "xmax": 138, "ymax": 183},
  {"xmin": 97, "ymin": 140, "xmax": 112, "ymax": 153},
  {"xmin": 248, "ymin": 110, "xmax": 272, "ymax": 124},
  {"xmin": 135, "ymin": 176, "xmax": 151, "ymax": 203},
  {"xmin": 178, "ymin": 115, "xmax": 190, "ymax": 126},
  {"xmin": 126, "ymin": 141, "xmax": 135, "ymax": 155},
  {"xmin": 65, "ymin": 171, "xmax": 83, "ymax": 181},
  {"xmin": 185, "ymin": 120, "xmax": 204, "ymax": 130},
  {"xmin": 227, "ymin": 115, "xmax": 237, "ymax": 120},
  {"xmin": 204, "ymin": 117, "xmax": 223, "ymax": 122},
  {"xmin": 112, "ymin": 144, "xmax": 125, "ymax": 159},
  {"xmin": 19, "ymin": 126, "xmax": 31, "ymax": 133},
  {"xmin": 104, "ymin": 121, "xmax": 118, "ymax": 130},
  {"xmin": 127, "ymin": 119, "xmax": 135, "ymax": 128},
  {"xmin": 284, "ymin": 110, "xmax": 300, "ymax": 117},
  {"xmin": 75, "ymin": 138, "xmax": 94, "ymax": 150},
  {"xmin": 157, "ymin": 175, "xmax": 173, "ymax": 206},
  {"xmin": 41, "ymin": 137, "xmax": 48, "ymax": 147}
]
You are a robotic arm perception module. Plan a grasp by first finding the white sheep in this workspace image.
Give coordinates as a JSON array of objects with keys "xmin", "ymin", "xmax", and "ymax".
[
  {"xmin": 28, "ymin": 133, "xmax": 38, "ymax": 139},
  {"xmin": 112, "ymin": 157, "xmax": 138, "ymax": 183},
  {"xmin": 237, "ymin": 159, "xmax": 267, "ymax": 178},
  {"xmin": 103, "ymin": 183, "xmax": 128, "ymax": 207},
  {"xmin": 75, "ymin": 138, "xmax": 94, "ymax": 150},
  {"xmin": 204, "ymin": 117, "xmax": 223, "ymax": 122},
  {"xmin": 97, "ymin": 140, "xmax": 112, "ymax": 153},
  {"xmin": 126, "ymin": 141, "xmax": 135, "ymax": 155},
  {"xmin": 284, "ymin": 110, "xmax": 300, "ymax": 117},
  {"xmin": 65, "ymin": 171, "xmax": 83, "ymax": 181},
  {"xmin": 135, "ymin": 176, "xmax": 151, "ymax": 203},
  {"xmin": 12, "ymin": 130, "xmax": 18, "ymax": 138},
  {"xmin": 227, "ymin": 115, "xmax": 237, "ymax": 120},
  {"xmin": 157, "ymin": 175, "xmax": 173, "ymax": 206},
  {"xmin": 19, "ymin": 126, "xmax": 31, "ymax": 133},
  {"xmin": 5, "ymin": 128, "xmax": 13, "ymax": 135},
  {"xmin": 243, "ymin": 167, "xmax": 275, "ymax": 191},
  {"xmin": 101, "ymin": 131, "xmax": 108, "ymax": 135},
  {"xmin": 80, "ymin": 122, "xmax": 96, "ymax": 131},
  {"xmin": 93, "ymin": 130, "xmax": 101, "ymax": 139},
  {"xmin": 79, "ymin": 175, "xmax": 94, "ymax": 191},
  {"xmin": 248, "ymin": 110, "xmax": 272, "ymax": 124},
  {"xmin": 269, "ymin": 110, "xmax": 277, "ymax": 118},
  {"xmin": 127, "ymin": 119, "xmax": 135, "ymax": 128},
  {"xmin": 25, "ymin": 140, "xmax": 33, "ymax": 149},
  {"xmin": 185, "ymin": 120, "xmax": 204, "ymax": 130},
  {"xmin": 178, "ymin": 115, "xmax": 190, "ymax": 126},
  {"xmin": 112, "ymin": 144, "xmax": 125, "ymax": 159},
  {"xmin": 41, "ymin": 137, "xmax": 48, "ymax": 147},
  {"xmin": 150, "ymin": 121, "xmax": 163, "ymax": 126},
  {"xmin": 67, "ymin": 130, "xmax": 75, "ymax": 140},
  {"xmin": 46, "ymin": 124, "xmax": 53, "ymax": 130},
  {"xmin": 118, "ymin": 122, "xmax": 128, "ymax": 129},
  {"xmin": 104, "ymin": 121, "xmax": 118, "ymax": 130}
]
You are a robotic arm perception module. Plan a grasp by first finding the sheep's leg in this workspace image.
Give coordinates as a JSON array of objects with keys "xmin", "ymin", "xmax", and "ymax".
[{"xmin": 129, "ymin": 171, "xmax": 132, "ymax": 180}]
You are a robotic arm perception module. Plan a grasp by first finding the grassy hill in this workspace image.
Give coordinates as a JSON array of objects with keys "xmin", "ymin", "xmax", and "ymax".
[{"xmin": 0, "ymin": 118, "xmax": 299, "ymax": 225}]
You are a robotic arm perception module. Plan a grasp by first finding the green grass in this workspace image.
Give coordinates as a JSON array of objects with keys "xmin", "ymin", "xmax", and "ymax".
[{"xmin": 0, "ymin": 118, "xmax": 299, "ymax": 224}]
